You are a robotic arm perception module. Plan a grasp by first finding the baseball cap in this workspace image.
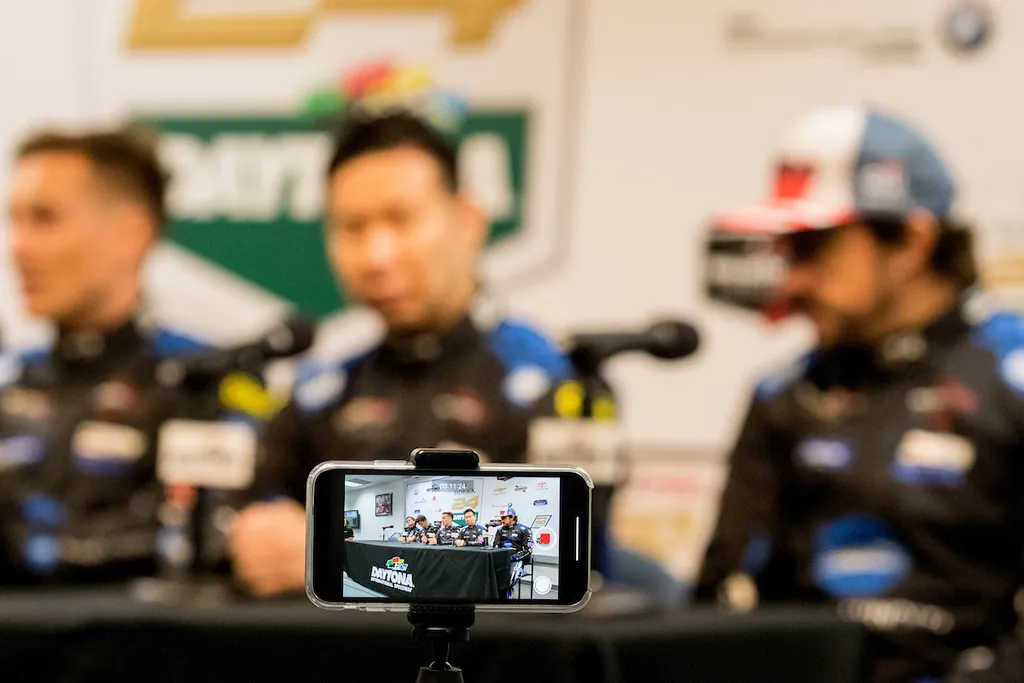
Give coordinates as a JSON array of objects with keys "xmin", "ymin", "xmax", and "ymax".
[
  {"xmin": 500, "ymin": 504, "xmax": 517, "ymax": 518},
  {"xmin": 713, "ymin": 104, "xmax": 956, "ymax": 235}
]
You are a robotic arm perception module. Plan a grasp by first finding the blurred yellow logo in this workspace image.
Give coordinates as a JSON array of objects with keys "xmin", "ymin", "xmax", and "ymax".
[
  {"xmin": 127, "ymin": 0, "xmax": 524, "ymax": 50},
  {"xmin": 218, "ymin": 372, "xmax": 282, "ymax": 420}
]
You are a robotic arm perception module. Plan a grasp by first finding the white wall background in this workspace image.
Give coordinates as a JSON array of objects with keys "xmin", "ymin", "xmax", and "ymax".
[
  {"xmin": 1, "ymin": 0, "xmax": 1019, "ymax": 457},
  {"xmin": 348, "ymin": 477, "xmax": 406, "ymax": 542}
]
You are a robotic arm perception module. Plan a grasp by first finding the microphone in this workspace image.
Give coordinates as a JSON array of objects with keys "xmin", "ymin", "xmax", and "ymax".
[
  {"xmin": 568, "ymin": 319, "xmax": 700, "ymax": 371},
  {"xmin": 158, "ymin": 317, "xmax": 316, "ymax": 387},
  {"xmin": 381, "ymin": 525, "xmax": 394, "ymax": 530}
]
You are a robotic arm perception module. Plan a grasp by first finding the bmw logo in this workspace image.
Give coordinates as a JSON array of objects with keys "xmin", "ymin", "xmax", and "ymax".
[{"xmin": 942, "ymin": 1, "xmax": 994, "ymax": 54}]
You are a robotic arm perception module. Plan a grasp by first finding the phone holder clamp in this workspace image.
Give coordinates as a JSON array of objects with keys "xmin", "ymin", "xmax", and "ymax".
[{"xmin": 407, "ymin": 448, "xmax": 480, "ymax": 683}]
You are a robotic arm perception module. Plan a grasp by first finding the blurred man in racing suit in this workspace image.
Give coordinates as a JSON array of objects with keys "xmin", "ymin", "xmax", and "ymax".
[
  {"xmin": 229, "ymin": 110, "xmax": 570, "ymax": 596},
  {"xmin": 493, "ymin": 504, "xmax": 532, "ymax": 598},
  {"xmin": 697, "ymin": 104, "xmax": 1024, "ymax": 683},
  {"xmin": 403, "ymin": 515, "xmax": 433, "ymax": 544},
  {"xmin": 429, "ymin": 512, "xmax": 460, "ymax": 545},
  {"xmin": 456, "ymin": 508, "xmax": 487, "ymax": 547},
  {"xmin": 0, "ymin": 128, "xmax": 215, "ymax": 585}
]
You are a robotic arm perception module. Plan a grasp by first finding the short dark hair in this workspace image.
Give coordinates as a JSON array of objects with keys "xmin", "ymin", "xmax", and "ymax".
[
  {"xmin": 867, "ymin": 217, "xmax": 978, "ymax": 291},
  {"xmin": 15, "ymin": 127, "xmax": 169, "ymax": 233},
  {"xmin": 415, "ymin": 514, "xmax": 428, "ymax": 523},
  {"xmin": 463, "ymin": 509, "xmax": 476, "ymax": 517},
  {"xmin": 326, "ymin": 110, "xmax": 458, "ymax": 192},
  {"xmin": 442, "ymin": 511, "xmax": 453, "ymax": 519}
]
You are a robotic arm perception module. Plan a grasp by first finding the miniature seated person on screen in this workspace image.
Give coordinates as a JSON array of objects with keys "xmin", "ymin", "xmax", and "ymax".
[{"xmin": 227, "ymin": 99, "xmax": 571, "ymax": 599}]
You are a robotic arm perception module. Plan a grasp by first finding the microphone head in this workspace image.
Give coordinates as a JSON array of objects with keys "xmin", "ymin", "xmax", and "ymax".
[
  {"xmin": 645, "ymin": 320, "xmax": 700, "ymax": 360},
  {"xmin": 265, "ymin": 317, "xmax": 317, "ymax": 358}
]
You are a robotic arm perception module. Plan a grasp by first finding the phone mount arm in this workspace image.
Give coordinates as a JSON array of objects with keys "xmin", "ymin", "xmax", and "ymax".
[{"xmin": 407, "ymin": 448, "xmax": 480, "ymax": 683}]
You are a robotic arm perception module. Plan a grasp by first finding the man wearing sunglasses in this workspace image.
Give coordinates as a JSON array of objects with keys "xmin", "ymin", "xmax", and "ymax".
[{"xmin": 698, "ymin": 105, "xmax": 1024, "ymax": 683}]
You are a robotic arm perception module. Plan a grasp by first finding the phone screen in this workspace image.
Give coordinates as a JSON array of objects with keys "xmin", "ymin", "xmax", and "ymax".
[{"xmin": 308, "ymin": 465, "xmax": 592, "ymax": 609}]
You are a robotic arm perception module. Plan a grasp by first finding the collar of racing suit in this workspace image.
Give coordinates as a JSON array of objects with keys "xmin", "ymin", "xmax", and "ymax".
[
  {"xmin": 378, "ymin": 315, "xmax": 481, "ymax": 367},
  {"xmin": 807, "ymin": 302, "xmax": 969, "ymax": 391},
  {"xmin": 52, "ymin": 319, "xmax": 144, "ymax": 378}
]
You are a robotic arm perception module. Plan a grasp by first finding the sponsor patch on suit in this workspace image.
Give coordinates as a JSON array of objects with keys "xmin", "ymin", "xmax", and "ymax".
[
  {"xmin": 1, "ymin": 388, "xmax": 52, "ymax": 422},
  {"xmin": 796, "ymin": 438, "xmax": 854, "ymax": 471},
  {"xmin": 0, "ymin": 435, "xmax": 45, "ymax": 470},
  {"xmin": 71, "ymin": 421, "xmax": 149, "ymax": 476},
  {"xmin": 892, "ymin": 429, "xmax": 975, "ymax": 486}
]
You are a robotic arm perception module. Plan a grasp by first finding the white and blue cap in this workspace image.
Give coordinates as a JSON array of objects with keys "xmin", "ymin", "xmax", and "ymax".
[{"xmin": 714, "ymin": 105, "xmax": 956, "ymax": 235}]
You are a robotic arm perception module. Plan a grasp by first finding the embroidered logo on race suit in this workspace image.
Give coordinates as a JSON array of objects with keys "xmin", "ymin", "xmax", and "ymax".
[
  {"xmin": 795, "ymin": 438, "xmax": 854, "ymax": 471},
  {"xmin": 0, "ymin": 388, "xmax": 52, "ymax": 422},
  {"xmin": 892, "ymin": 429, "xmax": 976, "ymax": 486},
  {"xmin": 502, "ymin": 365, "xmax": 552, "ymax": 409},
  {"xmin": 295, "ymin": 367, "xmax": 346, "ymax": 415},
  {"xmin": 795, "ymin": 385, "xmax": 869, "ymax": 422},
  {"xmin": 91, "ymin": 381, "xmax": 144, "ymax": 416},
  {"xmin": 333, "ymin": 397, "xmax": 395, "ymax": 435},
  {"xmin": 812, "ymin": 515, "xmax": 913, "ymax": 599},
  {"xmin": 905, "ymin": 379, "xmax": 979, "ymax": 431},
  {"xmin": 431, "ymin": 388, "xmax": 489, "ymax": 430},
  {"xmin": 71, "ymin": 421, "xmax": 149, "ymax": 476},
  {"xmin": 0, "ymin": 435, "xmax": 46, "ymax": 470},
  {"xmin": 23, "ymin": 533, "xmax": 61, "ymax": 573}
]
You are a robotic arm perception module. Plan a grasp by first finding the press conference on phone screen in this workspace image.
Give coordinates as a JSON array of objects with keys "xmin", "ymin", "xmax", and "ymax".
[{"xmin": 0, "ymin": 3, "xmax": 1021, "ymax": 682}]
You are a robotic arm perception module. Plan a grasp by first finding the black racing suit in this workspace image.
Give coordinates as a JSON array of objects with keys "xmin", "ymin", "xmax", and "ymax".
[
  {"xmin": 408, "ymin": 524, "xmax": 434, "ymax": 544},
  {"xmin": 493, "ymin": 522, "xmax": 533, "ymax": 563},
  {"xmin": 696, "ymin": 302, "xmax": 1024, "ymax": 683},
  {"xmin": 434, "ymin": 523, "xmax": 460, "ymax": 546},
  {"xmin": 0, "ymin": 320, "xmax": 215, "ymax": 586},
  {"xmin": 255, "ymin": 312, "xmax": 572, "ymax": 503},
  {"xmin": 458, "ymin": 523, "xmax": 488, "ymax": 547}
]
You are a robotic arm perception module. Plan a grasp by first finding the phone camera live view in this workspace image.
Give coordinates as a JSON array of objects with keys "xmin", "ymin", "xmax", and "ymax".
[{"xmin": 341, "ymin": 474, "xmax": 562, "ymax": 602}]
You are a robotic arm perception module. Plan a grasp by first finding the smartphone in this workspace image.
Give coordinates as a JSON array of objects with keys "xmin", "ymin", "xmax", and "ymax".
[{"xmin": 306, "ymin": 460, "xmax": 593, "ymax": 612}]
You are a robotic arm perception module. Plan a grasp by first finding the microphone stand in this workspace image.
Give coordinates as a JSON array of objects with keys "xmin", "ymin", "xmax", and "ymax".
[
  {"xmin": 133, "ymin": 369, "xmax": 248, "ymax": 606},
  {"xmin": 566, "ymin": 351, "xmax": 626, "ymax": 582}
]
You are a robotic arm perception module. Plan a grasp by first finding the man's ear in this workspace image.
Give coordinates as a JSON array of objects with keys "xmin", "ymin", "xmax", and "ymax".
[
  {"xmin": 111, "ymin": 203, "xmax": 157, "ymax": 265},
  {"xmin": 901, "ymin": 209, "xmax": 941, "ymax": 275},
  {"xmin": 455, "ymin": 191, "xmax": 488, "ymax": 252}
]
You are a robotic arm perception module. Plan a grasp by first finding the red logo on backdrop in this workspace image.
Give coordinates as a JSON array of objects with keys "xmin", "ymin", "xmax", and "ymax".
[
  {"xmin": 539, "ymin": 532, "xmax": 552, "ymax": 545},
  {"xmin": 773, "ymin": 163, "xmax": 815, "ymax": 201}
]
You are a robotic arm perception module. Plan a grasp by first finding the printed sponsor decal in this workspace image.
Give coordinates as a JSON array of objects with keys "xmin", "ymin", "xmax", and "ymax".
[
  {"xmin": 892, "ymin": 429, "xmax": 976, "ymax": 485},
  {"xmin": 370, "ymin": 556, "xmax": 415, "ymax": 592}
]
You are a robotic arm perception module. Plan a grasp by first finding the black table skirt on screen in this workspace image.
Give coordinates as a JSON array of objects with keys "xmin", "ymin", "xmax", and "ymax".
[
  {"xmin": 344, "ymin": 540, "xmax": 513, "ymax": 600},
  {"xmin": 0, "ymin": 587, "xmax": 867, "ymax": 683}
]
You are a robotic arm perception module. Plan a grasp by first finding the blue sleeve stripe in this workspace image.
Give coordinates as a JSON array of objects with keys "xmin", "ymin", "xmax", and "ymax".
[
  {"xmin": 486, "ymin": 320, "xmax": 572, "ymax": 378},
  {"xmin": 20, "ymin": 349, "xmax": 49, "ymax": 367},
  {"xmin": 151, "ymin": 329, "xmax": 213, "ymax": 359},
  {"xmin": 754, "ymin": 350, "xmax": 816, "ymax": 400},
  {"xmin": 973, "ymin": 311, "xmax": 1024, "ymax": 397}
]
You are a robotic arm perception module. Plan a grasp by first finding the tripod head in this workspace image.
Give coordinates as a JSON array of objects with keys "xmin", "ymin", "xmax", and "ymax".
[{"xmin": 407, "ymin": 448, "xmax": 480, "ymax": 683}]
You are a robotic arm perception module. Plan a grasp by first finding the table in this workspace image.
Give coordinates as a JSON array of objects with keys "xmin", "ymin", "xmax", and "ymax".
[
  {"xmin": 0, "ymin": 587, "xmax": 867, "ymax": 683},
  {"xmin": 344, "ymin": 540, "xmax": 513, "ymax": 600}
]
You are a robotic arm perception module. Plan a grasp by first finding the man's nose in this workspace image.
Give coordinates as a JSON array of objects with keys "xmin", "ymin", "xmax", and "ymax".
[
  {"xmin": 360, "ymin": 225, "xmax": 400, "ymax": 270},
  {"xmin": 9, "ymin": 222, "xmax": 36, "ymax": 267}
]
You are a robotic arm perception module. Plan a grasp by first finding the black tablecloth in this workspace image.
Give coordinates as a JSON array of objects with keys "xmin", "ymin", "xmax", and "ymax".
[
  {"xmin": 0, "ymin": 587, "xmax": 867, "ymax": 683},
  {"xmin": 344, "ymin": 541, "xmax": 513, "ymax": 600}
]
